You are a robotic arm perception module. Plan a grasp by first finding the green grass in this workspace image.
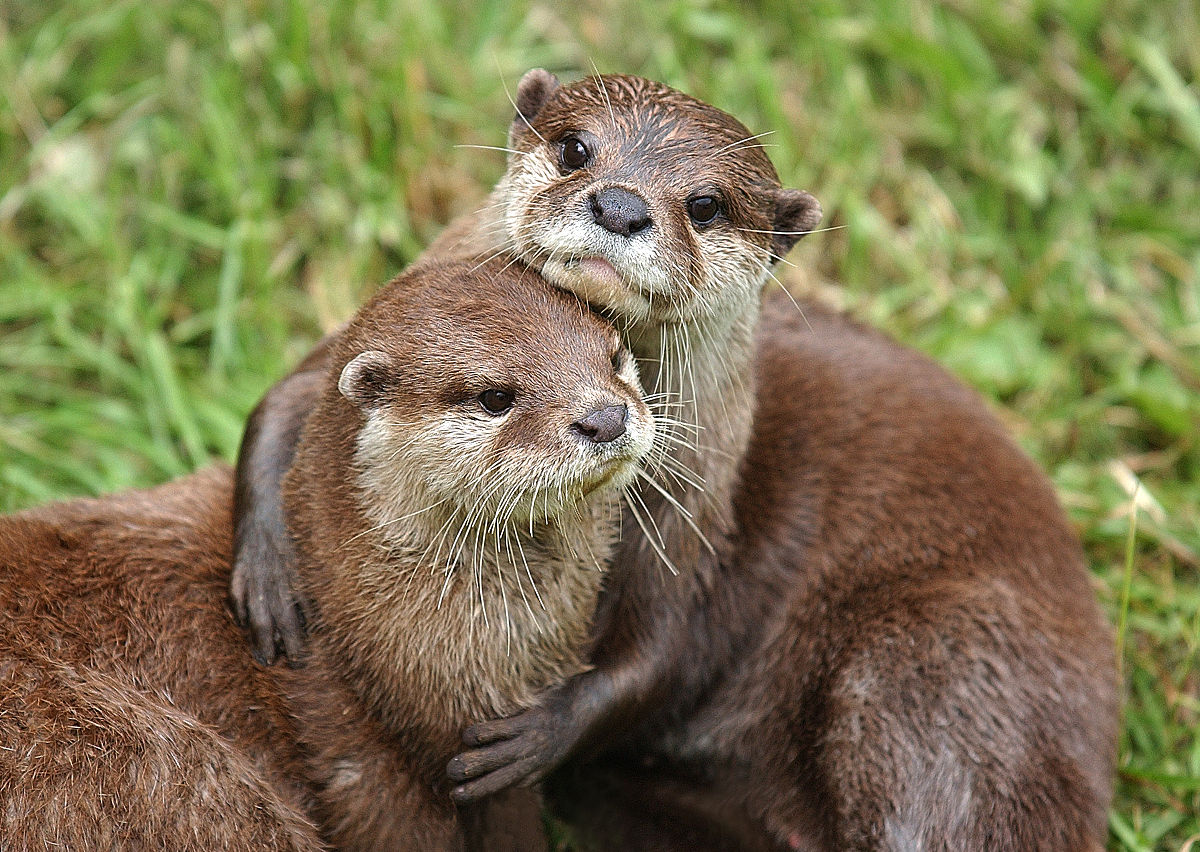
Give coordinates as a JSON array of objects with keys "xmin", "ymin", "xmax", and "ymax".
[{"xmin": 2, "ymin": 1, "xmax": 1197, "ymax": 847}]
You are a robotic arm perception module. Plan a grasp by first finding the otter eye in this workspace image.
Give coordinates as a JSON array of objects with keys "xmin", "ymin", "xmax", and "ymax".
[
  {"xmin": 559, "ymin": 135, "xmax": 590, "ymax": 171},
  {"xmin": 687, "ymin": 195, "xmax": 720, "ymax": 226},
  {"xmin": 611, "ymin": 349, "xmax": 626, "ymax": 373},
  {"xmin": 478, "ymin": 389, "xmax": 515, "ymax": 415}
]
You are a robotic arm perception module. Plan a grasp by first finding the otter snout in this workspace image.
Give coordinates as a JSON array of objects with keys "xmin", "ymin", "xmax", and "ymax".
[
  {"xmin": 590, "ymin": 187, "xmax": 651, "ymax": 237},
  {"xmin": 572, "ymin": 403, "xmax": 629, "ymax": 444}
]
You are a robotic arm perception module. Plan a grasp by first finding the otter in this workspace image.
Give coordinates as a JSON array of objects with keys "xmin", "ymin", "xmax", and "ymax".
[
  {"xmin": 232, "ymin": 71, "xmax": 1117, "ymax": 849},
  {"xmin": 0, "ymin": 258, "xmax": 653, "ymax": 851}
]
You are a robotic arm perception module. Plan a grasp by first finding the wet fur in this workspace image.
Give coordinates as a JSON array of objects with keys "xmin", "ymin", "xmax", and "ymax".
[
  {"xmin": 1, "ymin": 259, "xmax": 649, "ymax": 850},
  {"xmin": 231, "ymin": 72, "xmax": 1117, "ymax": 849}
]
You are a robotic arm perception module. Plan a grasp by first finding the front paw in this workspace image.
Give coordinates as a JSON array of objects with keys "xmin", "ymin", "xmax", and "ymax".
[
  {"xmin": 230, "ymin": 530, "xmax": 308, "ymax": 667},
  {"xmin": 446, "ymin": 707, "xmax": 568, "ymax": 803}
]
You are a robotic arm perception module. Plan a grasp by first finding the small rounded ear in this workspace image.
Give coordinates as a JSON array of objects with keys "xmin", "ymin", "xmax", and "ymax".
[
  {"xmin": 510, "ymin": 68, "xmax": 560, "ymax": 139},
  {"xmin": 339, "ymin": 351, "xmax": 396, "ymax": 411},
  {"xmin": 770, "ymin": 189, "xmax": 823, "ymax": 259}
]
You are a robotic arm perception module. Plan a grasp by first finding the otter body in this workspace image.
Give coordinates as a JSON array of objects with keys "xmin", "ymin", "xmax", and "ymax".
[
  {"xmin": 233, "ymin": 72, "xmax": 1117, "ymax": 849},
  {"xmin": 0, "ymin": 258, "xmax": 652, "ymax": 850},
  {"xmin": 547, "ymin": 294, "xmax": 1117, "ymax": 851}
]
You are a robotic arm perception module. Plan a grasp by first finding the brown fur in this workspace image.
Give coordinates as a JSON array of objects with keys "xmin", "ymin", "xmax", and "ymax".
[
  {"xmin": 231, "ymin": 71, "xmax": 1117, "ymax": 850},
  {"xmin": 0, "ymin": 258, "xmax": 651, "ymax": 850},
  {"xmin": 547, "ymin": 294, "xmax": 1117, "ymax": 851},
  {"xmin": 0, "ymin": 469, "xmax": 324, "ymax": 851}
]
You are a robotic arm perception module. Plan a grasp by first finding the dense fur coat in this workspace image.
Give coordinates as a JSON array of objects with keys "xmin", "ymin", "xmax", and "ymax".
[
  {"xmin": 0, "ymin": 258, "xmax": 652, "ymax": 851},
  {"xmin": 0, "ymin": 468, "xmax": 325, "ymax": 850},
  {"xmin": 0, "ymin": 469, "xmax": 540, "ymax": 850},
  {"xmin": 548, "ymin": 293, "xmax": 1117, "ymax": 852},
  {"xmin": 230, "ymin": 71, "xmax": 1118, "ymax": 850}
]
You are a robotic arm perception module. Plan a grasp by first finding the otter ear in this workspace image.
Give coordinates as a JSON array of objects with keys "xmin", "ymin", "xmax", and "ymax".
[
  {"xmin": 769, "ymin": 189, "xmax": 823, "ymax": 259},
  {"xmin": 339, "ymin": 351, "xmax": 397, "ymax": 412},
  {"xmin": 510, "ymin": 68, "xmax": 559, "ymax": 138}
]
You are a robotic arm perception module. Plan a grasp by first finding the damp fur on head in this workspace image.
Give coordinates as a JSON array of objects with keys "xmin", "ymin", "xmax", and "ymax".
[
  {"xmin": 330, "ymin": 258, "xmax": 654, "ymax": 539},
  {"xmin": 492, "ymin": 70, "xmax": 822, "ymax": 326}
]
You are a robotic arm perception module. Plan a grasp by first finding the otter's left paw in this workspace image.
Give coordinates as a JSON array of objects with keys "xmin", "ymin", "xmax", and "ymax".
[{"xmin": 447, "ymin": 707, "xmax": 569, "ymax": 803}]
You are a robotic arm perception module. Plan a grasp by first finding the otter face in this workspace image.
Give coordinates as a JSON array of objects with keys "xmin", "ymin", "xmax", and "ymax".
[
  {"xmin": 338, "ymin": 259, "xmax": 654, "ymax": 536},
  {"xmin": 499, "ymin": 70, "xmax": 822, "ymax": 325}
]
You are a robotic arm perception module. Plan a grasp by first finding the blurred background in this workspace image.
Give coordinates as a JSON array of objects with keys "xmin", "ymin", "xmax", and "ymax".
[{"xmin": 1, "ymin": 1, "xmax": 1197, "ymax": 847}]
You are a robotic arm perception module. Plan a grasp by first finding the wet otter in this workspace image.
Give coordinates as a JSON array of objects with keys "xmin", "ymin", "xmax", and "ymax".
[
  {"xmin": 232, "ymin": 71, "xmax": 1117, "ymax": 849},
  {"xmin": 0, "ymin": 258, "xmax": 653, "ymax": 850}
]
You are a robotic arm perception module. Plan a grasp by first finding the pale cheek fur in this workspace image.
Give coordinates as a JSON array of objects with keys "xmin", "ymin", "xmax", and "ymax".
[
  {"xmin": 691, "ymin": 230, "xmax": 772, "ymax": 317},
  {"xmin": 355, "ymin": 412, "xmax": 501, "ymax": 503},
  {"xmin": 354, "ymin": 410, "xmax": 636, "ymax": 532},
  {"xmin": 502, "ymin": 153, "xmax": 559, "ymax": 248}
]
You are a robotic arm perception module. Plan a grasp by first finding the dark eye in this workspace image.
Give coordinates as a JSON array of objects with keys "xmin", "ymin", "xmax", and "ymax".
[
  {"xmin": 611, "ymin": 350, "xmax": 626, "ymax": 373},
  {"xmin": 560, "ymin": 135, "xmax": 590, "ymax": 171},
  {"xmin": 687, "ymin": 195, "xmax": 720, "ymax": 225},
  {"xmin": 478, "ymin": 389, "xmax": 515, "ymax": 415}
]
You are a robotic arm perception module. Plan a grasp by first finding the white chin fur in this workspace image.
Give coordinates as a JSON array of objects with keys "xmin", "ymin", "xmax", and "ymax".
[
  {"xmin": 522, "ymin": 214, "xmax": 681, "ymax": 307},
  {"xmin": 540, "ymin": 257, "xmax": 653, "ymax": 323}
]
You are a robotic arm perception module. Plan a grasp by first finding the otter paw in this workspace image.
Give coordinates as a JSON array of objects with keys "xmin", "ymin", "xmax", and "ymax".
[
  {"xmin": 447, "ymin": 710, "xmax": 562, "ymax": 803},
  {"xmin": 230, "ymin": 540, "xmax": 308, "ymax": 667}
]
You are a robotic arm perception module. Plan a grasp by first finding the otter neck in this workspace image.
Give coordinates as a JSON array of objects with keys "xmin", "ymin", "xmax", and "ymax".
[{"xmin": 624, "ymin": 304, "xmax": 759, "ymax": 572}]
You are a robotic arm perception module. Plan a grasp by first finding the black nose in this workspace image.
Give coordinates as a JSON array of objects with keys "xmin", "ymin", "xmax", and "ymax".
[
  {"xmin": 572, "ymin": 404, "xmax": 628, "ymax": 444},
  {"xmin": 590, "ymin": 187, "xmax": 652, "ymax": 237}
]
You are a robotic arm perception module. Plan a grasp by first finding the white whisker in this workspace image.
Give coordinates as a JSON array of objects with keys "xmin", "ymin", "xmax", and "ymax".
[
  {"xmin": 635, "ymin": 469, "xmax": 715, "ymax": 556},
  {"xmin": 622, "ymin": 490, "xmax": 678, "ymax": 577},
  {"xmin": 500, "ymin": 69, "xmax": 547, "ymax": 146},
  {"xmin": 736, "ymin": 224, "xmax": 848, "ymax": 237},
  {"xmin": 709, "ymin": 129, "xmax": 776, "ymax": 158},
  {"xmin": 453, "ymin": 144, "xmax": 529, "ymax": 156}
]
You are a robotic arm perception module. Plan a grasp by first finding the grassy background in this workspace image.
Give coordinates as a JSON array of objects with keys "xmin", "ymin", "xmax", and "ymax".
[{"xmin": 1, "ymin": 0, "xmax": 1197, "ymax": 847}]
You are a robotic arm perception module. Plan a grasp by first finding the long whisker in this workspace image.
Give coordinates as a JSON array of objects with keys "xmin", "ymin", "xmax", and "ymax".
[
  {"xmin": 622, "ymin": 490, "xmax": 678, "ymax": 577},
  {"xmin": 736, "ymin": 224, "xmax": 848, "ymax": 237},
  {"xmin": 499, "ymin": 67, "xmax": 547, "ymax": 146},
  {"xmin": 342, "ymin": 496, "xmax": 452, "ymax": 547},
  {"xmin": 757, "ymin": 257, "xmax": 813, "ymax": 333},
  {"xmin": 743, "ymin": 241, "xmax": 799, "ymax": 271},
  {"xmin": 453, "ymin": 144, "xmax": 529, "ymax": 156},
  {"xmin": 513, "ymin": 524, "xmax": 547, "ymax": 613},
  {"xmin": 501, "ymin": 523, "xmax": 537, "ymax": 623},
  {"xmin": 635, "ymin": 469, "xmax": 715, "ymax": 555},
  {"xmin": 589, "ymin": 58, "xmax": 617, "ymax": 128},
  {"xmin": 708, "ymin": 130, "xmax": 776, "ymax": 158}
]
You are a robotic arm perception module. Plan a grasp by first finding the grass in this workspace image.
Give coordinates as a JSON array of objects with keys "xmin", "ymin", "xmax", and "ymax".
[{"xmin": 1, "ymin": 0, "xmax": 1197, "ymax": 847}]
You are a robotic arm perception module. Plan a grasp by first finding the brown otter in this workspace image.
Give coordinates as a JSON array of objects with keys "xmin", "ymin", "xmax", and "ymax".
[
  {"xmin": 0, "ymin": 257, "xmax": 653, "ymax": 851},
  {"xmin": 232, "ymin": 71, "xmax": 1117, "ymax": 849}
]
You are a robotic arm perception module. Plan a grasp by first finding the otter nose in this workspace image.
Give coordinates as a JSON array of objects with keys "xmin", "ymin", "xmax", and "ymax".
[
  {"xmin": 590, "ymin": 187, "xmax": 652, "ymax": 237},
  {"xmin": 572, "ymin": 404, "xmax": 629, "ymax": 444}
]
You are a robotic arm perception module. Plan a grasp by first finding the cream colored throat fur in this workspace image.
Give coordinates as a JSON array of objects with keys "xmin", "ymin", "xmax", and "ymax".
[{"xmin": 623, "ymin": 307, "xmax": 759, "ymax": 575}]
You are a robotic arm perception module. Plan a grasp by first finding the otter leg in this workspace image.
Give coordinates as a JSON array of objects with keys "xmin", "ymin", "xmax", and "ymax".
[
  {"xmin": 231, "ymin": 338, "xmax": 333, "ymax": 665},
  {"xmin": 0, "ymin": 660, "xmax": 323, "ymax": 851},
  {"xmin": 807, "ymin": 580, "xmax": 1116, "ymax": 851}
]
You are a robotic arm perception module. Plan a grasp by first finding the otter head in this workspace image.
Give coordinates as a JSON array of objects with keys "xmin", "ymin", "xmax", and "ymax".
[
  {"xmin": 336, "ymin": 257, "xmax": 654, "ymax": 545},
  {"xmin": 499, "ymin": 69, "xmax": 822, "ymax": 325}
]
